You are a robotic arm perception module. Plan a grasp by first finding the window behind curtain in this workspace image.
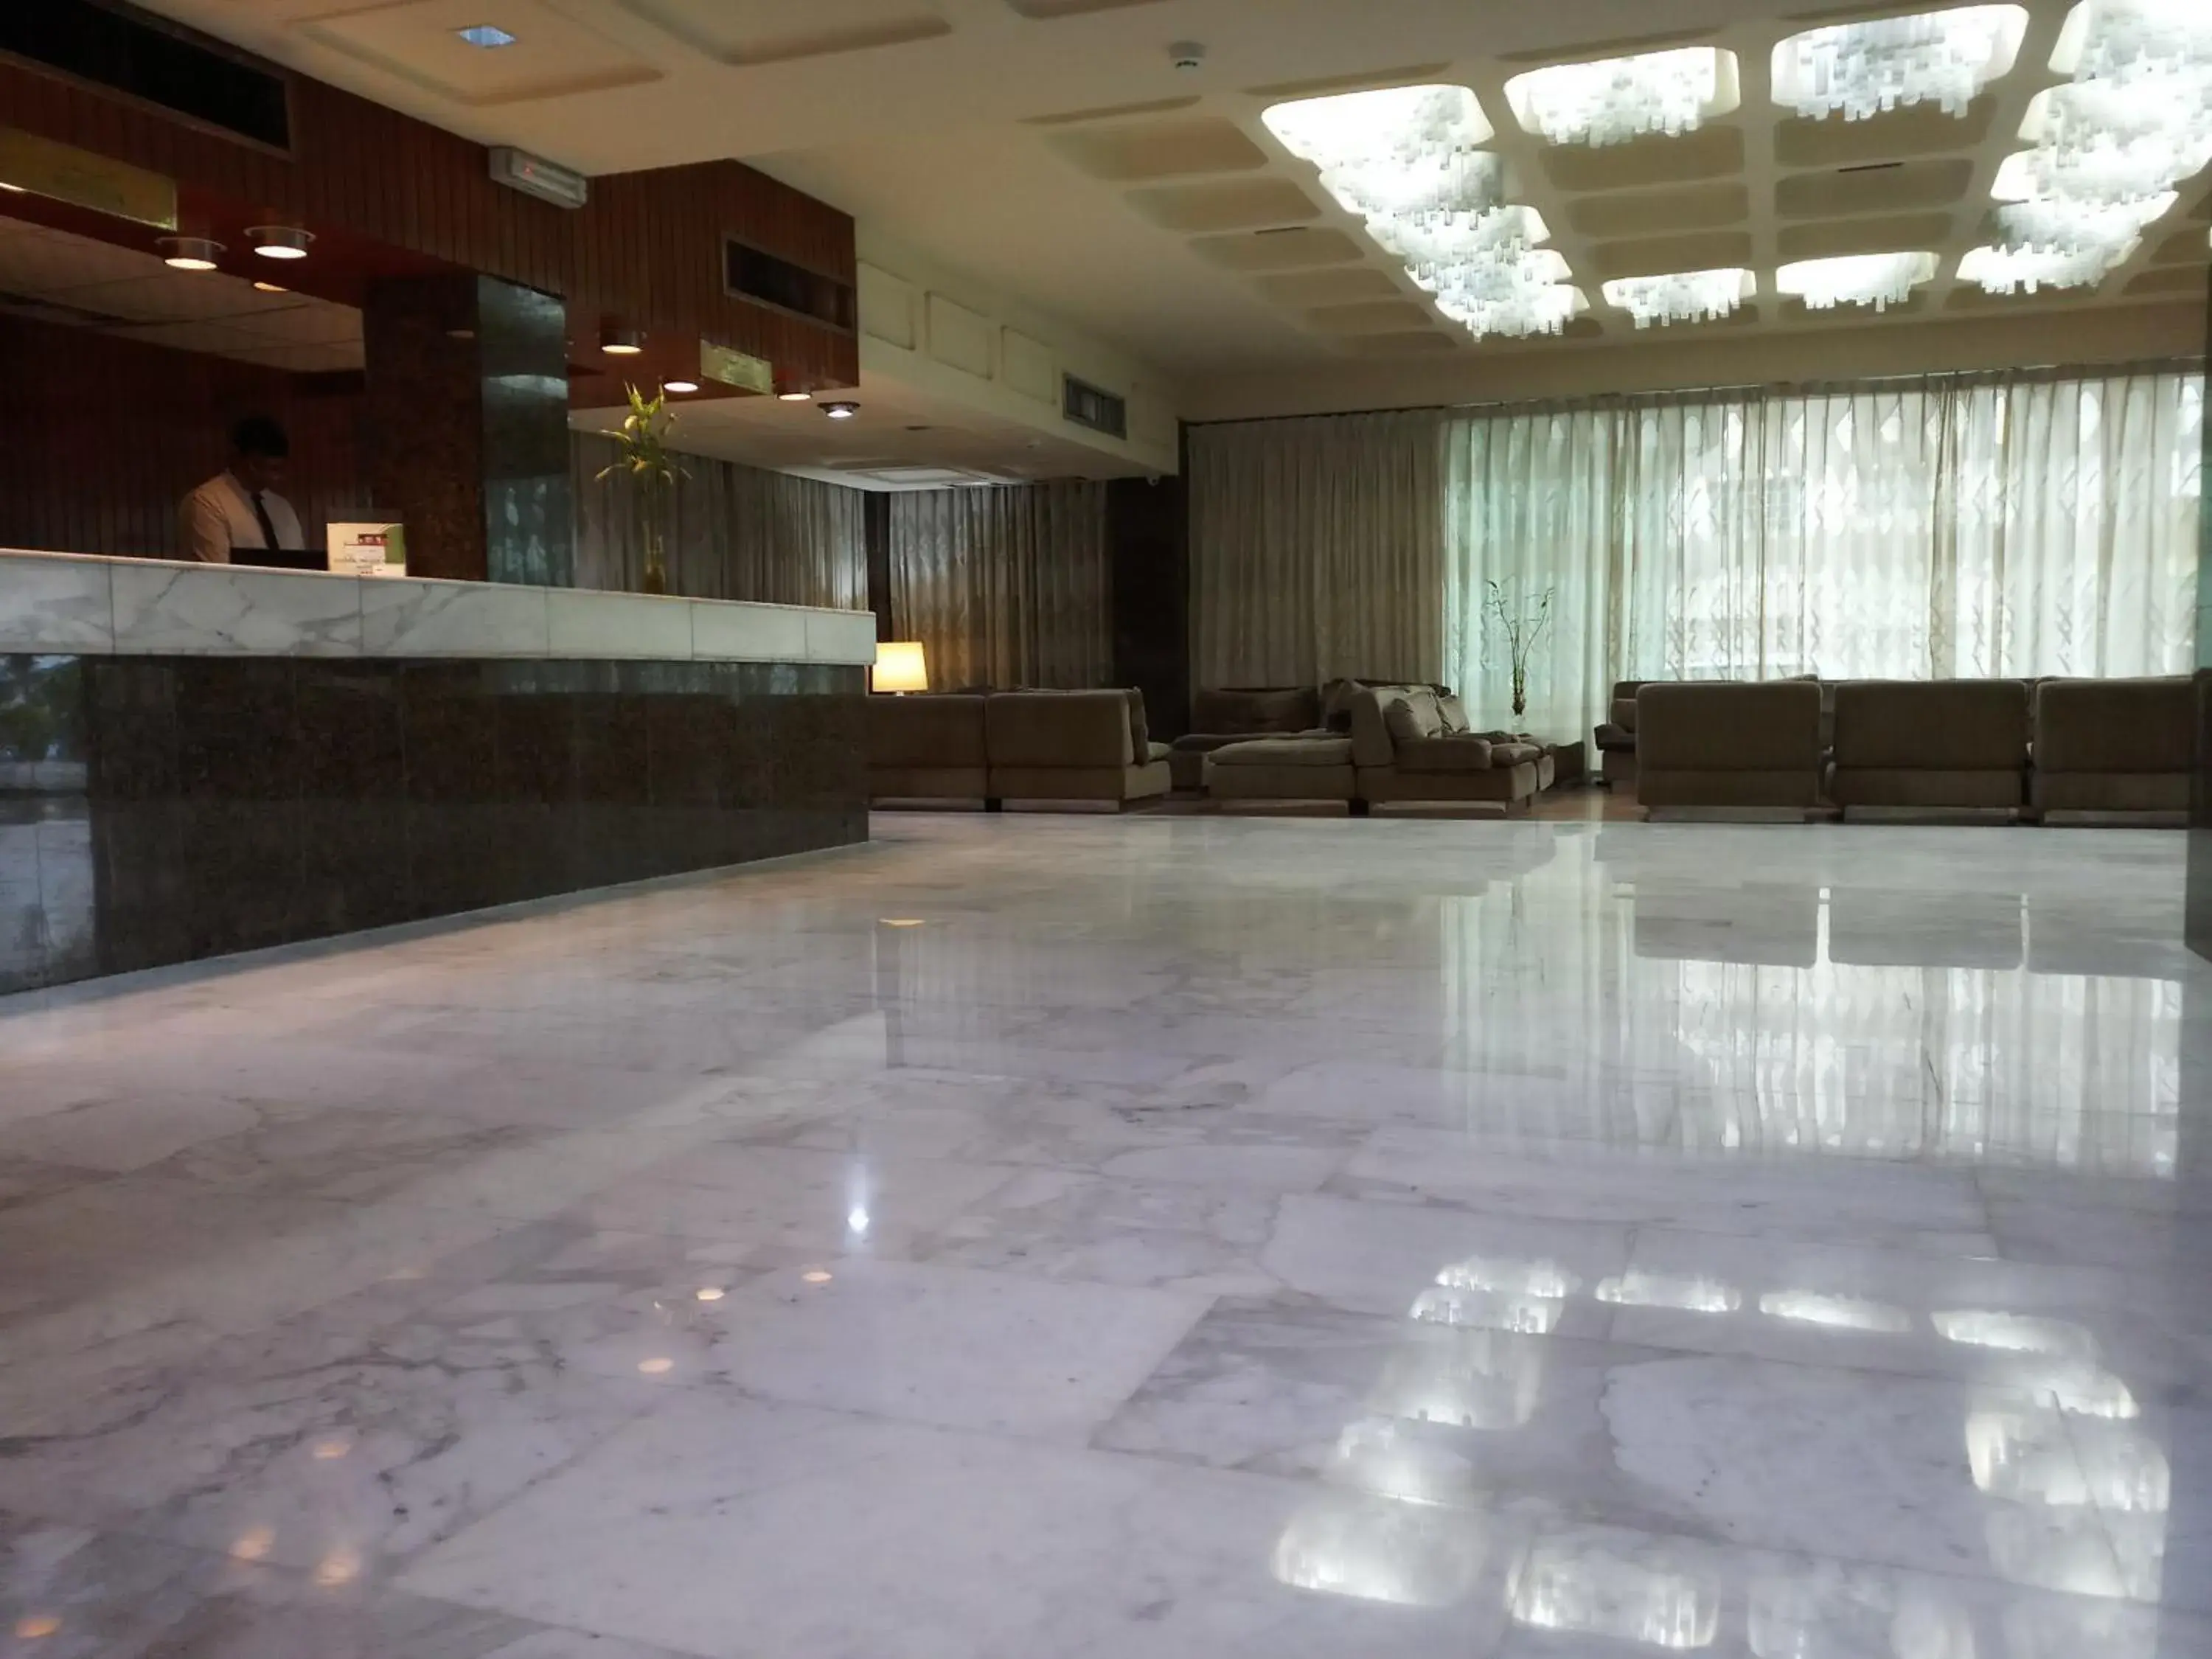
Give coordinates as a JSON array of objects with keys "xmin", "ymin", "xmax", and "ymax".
[{"xmin": 1441, "ymin": 367, "xmax": 2202, "ymax": 738}]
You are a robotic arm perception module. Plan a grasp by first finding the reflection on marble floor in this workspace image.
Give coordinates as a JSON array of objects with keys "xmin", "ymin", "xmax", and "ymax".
[{"xmin": 2, "ymin": 815, "xmax": 2211, "ymax": 1656}]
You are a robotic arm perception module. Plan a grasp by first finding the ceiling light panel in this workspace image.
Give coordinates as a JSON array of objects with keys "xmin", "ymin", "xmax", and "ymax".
[
  {"xmin": 1777, "ymin": 251, "xmax": 1939, "ymax": 310},
  {"xmin": 1972, "ymin": 0, "xmax": 2212, "ymax": 293},
  {"xmin": 1601, "ymin": 268, "xmax": 1755, "ymax": 328},
  {"xmin": 1264, "ymin": 86, "xmax": 1586, "ymax": 341},
  {"xmin": 1773, "ymin": 6, "xmax": 2028, "ymax": 122},
  {"xmin": 1504, "ymin": 48, "xmax": 1739, "ymax": 148}
]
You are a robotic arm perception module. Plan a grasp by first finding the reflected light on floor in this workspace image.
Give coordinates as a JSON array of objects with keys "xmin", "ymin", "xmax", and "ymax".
[
  {"xmin": 695, "ymin": 1287, "xmax": 726, "ymax": 1302},
  {"xmin": 229, "ymin": 1525, "xmax": 275, "ymax": 1562},
  {"xmin": 1269, "ymin": 1495, "xmax": 1487, "ymax": 1609},
  {"xmin": 1368, "ymin": 1329, "xmax": 1548, "ymax": 1430},
  {"xmin": 1932, "ymin": 1310, "xmax": 2098, "ymax": 1360},
  {"xmin": 801, "ymin": 1269, "xmax": 834, "ymax": 1284},
  {"xmin": 13, "ymin": 1615, "xmax": 61, "ymax": 1640},
  {"xmin": 313, "ymin": 1546, "xmax": 361, "ymax": 1587},
  {"xmin": 1758, "ymin": 1290, "xmax": 1912, "ymax": 1332},
  {"xmin": 1509, "ymin": 1544, "xmax": 1719, "ymax": 1649},
  {"xmin": 1596, "ymin": 1272, "xmax": 1741, "ymax": 1314},
  {"xmin": 638, "ymin": 1357, "xmax": 676, "ymax": 1375},
  {"xmin": 1324, "ymin": 1417, "xmax": 1476, "ymax": 1506},
  {"xmin": 310, "ymin": 1438, "xmax": 352, "ymax": 1460}
]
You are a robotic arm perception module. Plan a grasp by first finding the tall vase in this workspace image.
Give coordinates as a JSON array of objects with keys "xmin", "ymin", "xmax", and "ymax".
[
  {"xmin": 1511, "ymin": 665, "xmax": 1527, "ymax": 721},
  {"xmin": 639, "ymin": 486, "xmax": 668, "ymax": 596}
]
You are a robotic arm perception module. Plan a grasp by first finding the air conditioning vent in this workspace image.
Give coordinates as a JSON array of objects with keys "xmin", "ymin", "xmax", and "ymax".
[
  {"xmin": 1062, "ymin": 375, "xmax": 1127, "ymax": 439},
  {"xmin": 725, "ymin": 239, "xmax": 855, "ymax": 333},
  {"xmin": 0, "ymin": 0, "xmax": 291, "ymax": 152}
]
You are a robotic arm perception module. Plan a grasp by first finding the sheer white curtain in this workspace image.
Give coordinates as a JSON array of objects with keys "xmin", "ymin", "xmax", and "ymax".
[
  {"xmin": 888, "ymin": 481, "xmax": 1110, "ymax": 689},
  {"xmin": 1192, "ymin": 411, "xmax": 1446, "ymax": 688},
  {"xmin": 1441, "ymin": 366, "xmax": 2202, "ymax": 737}
]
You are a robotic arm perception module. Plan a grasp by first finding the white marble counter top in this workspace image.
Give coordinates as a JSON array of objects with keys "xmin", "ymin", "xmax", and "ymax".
[{"xmin": 0, "ymin": 548, "xmax": 878, "ymax": 666}]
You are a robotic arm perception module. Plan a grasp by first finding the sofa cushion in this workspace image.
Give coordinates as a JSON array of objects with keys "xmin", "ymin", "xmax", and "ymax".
[
  {"xmin": 1489, "ymin": 741, "xmax": 1542, "ymax": 766},
  {"xmin": 1209, "ymin": 736, "xmax": 1356, "ymax": 768},
  {"xmin": 1593, "ymin": 722, "xmax": 1635, "ymax": 753},
  {"xmin": 1396, "ymin": 735, "xmax": 1495, "ymax": 773},
  {"xmin": 1831, "ymin": 680, "xmax": 2029, "ymax": 771},
  {"xmin": 1192, "ymin": 686, "xmax": 1321, "ymax": 737},
  {"xmin": 986, "ymin": 690, "xmax": 1135, "ymax": 769},
  {"xmin": 2034, "ymin": 677, "xmax": 2192, "ymax": 773},
  {"xmin": 1382, "ymin": 688, "xmax": 1444, "ymax": 745},
  {"xmin": 868, "ymin": 694, "xmax": 987, "ymax": 770},
  {"xmin": 1637, "ymin": 681, "xmax": 1824, "ymax": 772},
  {"xmin": 1320, "ymin": 678, "xmax": 1366, "ymax": 733},
  {"xmin": 1438, "ymin": 693, "xmax": 1471, "ymax": 734}
]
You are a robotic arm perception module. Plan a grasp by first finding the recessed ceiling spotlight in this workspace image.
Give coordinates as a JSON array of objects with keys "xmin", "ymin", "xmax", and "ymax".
[
  {"xmin": 776, "ymin": 391, "xmax": 812, "ymax": 403},
  {"xmin": 246, "ymin": 225, "xmax": 313, "ymax": 260},
  {"xmin": 455, "ymin": 23, "xmax": 516, "ymax": 47},
  {"xmin": 252, "ymin": 280, "xmax": 288, "ymax": 293},
  {"xmin": 157, "ymin": 236, "xmax": 223, "ymax": 271},
  {"xmin": 600, "ymin": 322, "xmax": 644, "ymax": 355},
  {"xmin": 664, "ymin": 378, "xmax": 700, "ymax": 393},
  {"xmin": 821, "ymin": 401, "xmax": 860, "ymax": 420}
]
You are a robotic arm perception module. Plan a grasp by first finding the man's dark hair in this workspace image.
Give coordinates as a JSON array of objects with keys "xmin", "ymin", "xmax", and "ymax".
[{"xmin": 230, "ymin": 415, "xmax": 289, "ymax": 459}]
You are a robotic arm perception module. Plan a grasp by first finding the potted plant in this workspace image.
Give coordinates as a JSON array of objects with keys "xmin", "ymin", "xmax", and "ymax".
[
  {"xmin": 597, "ymin": 383, "xmax": 684, "ymax": 595},
  {"xmin": 1484, "ymin": 579, "xmax": 1555, "ymax": 723}
]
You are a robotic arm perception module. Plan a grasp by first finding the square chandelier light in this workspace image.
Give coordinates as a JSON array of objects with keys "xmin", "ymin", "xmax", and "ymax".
[
  {"xmin": 1264, "ymin": 86, "xmax": 1586, "ymax": 342},
  {"xmin": 1503, "ymin": 48, "xmax": 1738, "ymax": 148},
  {"xmin": 1972, "ymin": 0, "xmax": 2212, "ymax": 293},
  {"xmin": 1600, "ymin": 269, "xmax": 1756, "ymax": 329},
  {"xmin": 1772, "ymin": 4, "xmax": 2028, "ymax": 121},
  {"xmin": 1957, "ymin": 243, "xmax": 2122, "ymax": 293},
  {"xmin": 1776, "ymin": 253, "xmax": 1939, "ymax": 311}
]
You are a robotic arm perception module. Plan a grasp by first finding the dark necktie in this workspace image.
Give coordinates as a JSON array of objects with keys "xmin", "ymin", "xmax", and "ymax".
[{"xmin": 250, "ymin": 490, "xmax": 281, "ymax": 550}]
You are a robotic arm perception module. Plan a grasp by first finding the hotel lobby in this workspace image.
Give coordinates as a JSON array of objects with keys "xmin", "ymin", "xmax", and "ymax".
[{"xmin": 2, "ymin": 0, "xmax": 2212, "ymax": 1655}]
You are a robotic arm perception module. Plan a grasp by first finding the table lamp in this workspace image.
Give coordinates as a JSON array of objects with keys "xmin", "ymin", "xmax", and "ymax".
[{"xmin": 873, "ymin": 641, "xmax": 928, "ymax": 695}]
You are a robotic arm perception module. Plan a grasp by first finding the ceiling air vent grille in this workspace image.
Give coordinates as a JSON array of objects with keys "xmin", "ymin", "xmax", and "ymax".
[
  {"xmin": 1062, "ymin": 375, "xmax": 1127, "ymax": 439},
  {"xmin": 0, "ymin": 0, "xmax": 292, "ymax": 152}
]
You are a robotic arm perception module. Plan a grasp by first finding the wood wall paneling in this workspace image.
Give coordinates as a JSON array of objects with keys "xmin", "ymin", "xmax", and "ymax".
[
  {"xmin": 0, "ymin": 56, "xmax": 858, "ymax": 393},
  {"xmin": 0, "ymin": 314, "xmax": 364, "ymax": 560}
]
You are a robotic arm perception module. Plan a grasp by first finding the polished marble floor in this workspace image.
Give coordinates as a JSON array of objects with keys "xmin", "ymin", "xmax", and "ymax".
[{"xmin": 1, "ymin": 813, "xmax": 2209, "ymax": 1657}]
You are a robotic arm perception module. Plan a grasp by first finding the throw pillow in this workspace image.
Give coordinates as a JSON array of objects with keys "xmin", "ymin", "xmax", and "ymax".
[
  {"xmin": 1124, "ymin": 688, "xmax": 1149, "ymax": 762},
  {"xmin": 1438, "ymin": 693, "xmax": 1471, "ymax": 734},
  {"xmin": 1382, "ymin": 689, "xmax": 1444, "ymax": 745}
]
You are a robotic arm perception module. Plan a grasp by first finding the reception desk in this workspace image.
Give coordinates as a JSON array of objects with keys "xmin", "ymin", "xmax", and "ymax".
[{"xmin": 0, "ymin": 550, "xmax": 876, "ymax": 992}]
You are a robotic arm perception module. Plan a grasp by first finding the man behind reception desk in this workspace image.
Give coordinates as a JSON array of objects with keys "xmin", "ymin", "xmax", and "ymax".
[{"xmin": 178, "ymin": 415, "xmax": 305, "ymax": 564}]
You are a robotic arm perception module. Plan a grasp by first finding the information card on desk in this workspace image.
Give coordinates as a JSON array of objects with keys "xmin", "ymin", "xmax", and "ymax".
[{"xmin": 327, "ymin": 524, "xmax": 407, "ymax": 577}]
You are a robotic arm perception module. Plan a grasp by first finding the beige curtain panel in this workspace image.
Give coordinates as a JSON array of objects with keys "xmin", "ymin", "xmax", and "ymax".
[
  {"xmin": 888, "ymin": 481, "xmax": 1110, "ymax": 690},
  {"xmin": 571, "ymin": 432, "xmax": 867, "ymax": 611},
  {"xmin": 1189, "ymin": 410, "xmax": 1447, "ymax": 691}
]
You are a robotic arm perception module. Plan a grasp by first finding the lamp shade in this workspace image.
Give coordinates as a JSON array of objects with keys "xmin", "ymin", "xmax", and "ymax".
[{"xmin": 873, "ymin": 641, "xmax": 928, "ymax": 694}]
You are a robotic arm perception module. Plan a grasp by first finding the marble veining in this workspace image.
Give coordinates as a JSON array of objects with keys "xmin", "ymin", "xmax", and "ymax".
[
  {"xmin": 0, "ymin": 549, "xmax": 877, "ymax": 664},
  {"xmin": 1, "ymin": 816, "xmax": 2210, "ymax": 1655}
]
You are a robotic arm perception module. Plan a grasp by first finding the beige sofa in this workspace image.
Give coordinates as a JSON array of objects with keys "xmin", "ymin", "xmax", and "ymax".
[
  {"xmin": 1829, "ymin": 679, "xmax": 2030, "ymax": 815},
  {"xmin": 870, "ymin": 689, "xmax": 1169, "ymax": 809},
  {"xmin": 987, "ymin": 690, "xmax": 1171, "ymax": 806},
  {"xmin": 1349, "ymin": 685, "xmax": 1544, "ymax": 811},
  {"xmin": 1206, "ymin": 735, "xmax": 1360, "ymax": 804},
  {"xmin": 1169, "ymin": 686, "xmax": 1324, "ymax": 791},
  {"xmin": 2033, "ymin": 677, "xmax": 2192, "ymax": 819},
  {"xmin": 1636, "ymin": 681, "xmax": 1826, "ymax": 813},
  {"xmin": 1591, "ymin": 680, "xmax": 1648, "ymax": 788},
  {"xmin": 867, "ymin": 694, "xmax": 988, "ymax": 802}
]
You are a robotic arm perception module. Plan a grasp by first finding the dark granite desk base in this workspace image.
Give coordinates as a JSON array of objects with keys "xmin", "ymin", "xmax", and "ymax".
[{"xmin": 0, "ymin": 654, "xmax": 868, "ymax": 993}]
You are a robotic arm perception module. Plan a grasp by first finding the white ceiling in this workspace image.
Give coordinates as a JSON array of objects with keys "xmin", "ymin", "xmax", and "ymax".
[
  {"xmin": 0, "ymin": 217, "xmax": 364, "ymax": 372},
  {"xmin": 97, "ymin": 0, "xmax": 2212, "ymax": 389},
  {"xmin": 573, "ymin": 367, "xmax": 1161, "ymax": 490}
]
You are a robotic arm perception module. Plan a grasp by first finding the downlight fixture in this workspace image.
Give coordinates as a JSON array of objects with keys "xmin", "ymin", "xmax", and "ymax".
[
  {"xmin": 246, "ymin": 225, "xmax": 313, "ymax": 260},
  {"xmin": 158, "ymin": 236, "xmax": 223, "ymax": 271},
  {"xmin": 821, "ymin": 401, "xmax": 860, "ymax": 420}
]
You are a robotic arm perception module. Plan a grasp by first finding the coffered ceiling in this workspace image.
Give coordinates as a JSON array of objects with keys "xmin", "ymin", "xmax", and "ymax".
[{"xmin": 120, "ymin": 0, "xmax": 2209, "ymax": 405}]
